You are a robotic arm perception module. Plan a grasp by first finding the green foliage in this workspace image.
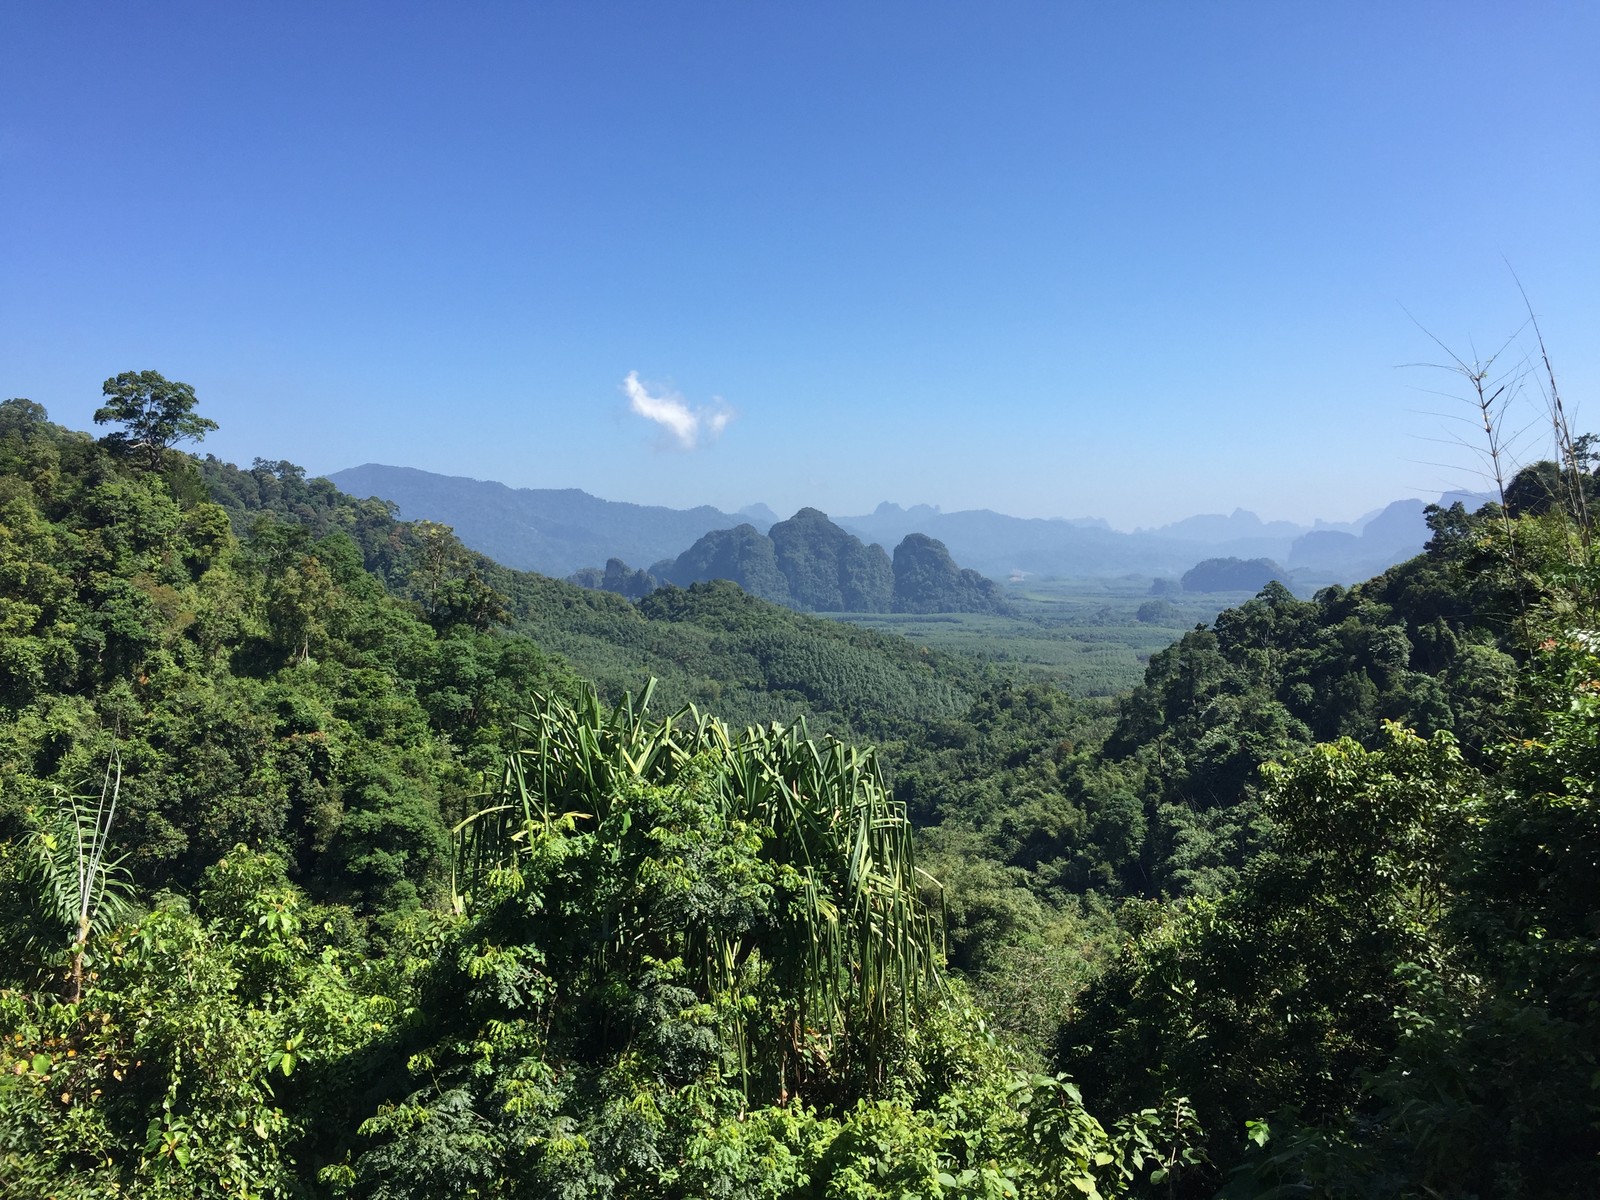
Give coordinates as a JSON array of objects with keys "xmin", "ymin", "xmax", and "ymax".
[
  {"xmin": 18, "ymin": 754, "xmax": 136, "ymax": 1001},
  {"xmin": 1079, "ymin": 558, "xmax": 1520, "ymax": 902},
  {"xmin": 0, "ymin": 403, "xmax": 570, "ymax": 912},
  {"xmin": 314, "ymin": 694, "xmax": 1192, "ymax": 1200},
  {"xmin": 538, "ymin": 576, "xmax": 978, "ymax": 739},
  {"xmin": 1211, "ymin": 639, "xmax": 1600, "ymax": 1196},
  {"xmin": 93, "ymin": 371, "xmax": 218, "ymax": 469},
  {"xmin": 0, "ymin": 847, "xmax": 410, "ymax": 1198},
  {"xmin": 1060, "ymin": 727, "xmax": 1472, "ymax": 1171},
  {"xmin": 453, "ymin": 682, "xmax": 943, "ymax": 1102}
]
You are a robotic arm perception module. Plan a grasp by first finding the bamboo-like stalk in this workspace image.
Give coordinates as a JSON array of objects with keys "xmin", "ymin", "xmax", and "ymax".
[
  {"xmin": 1406, "ymin": 313, "xmax": 1537, "ymax": 641},
  {"xmin": 1512, "ymin": 270, "xmax": 1590, "ymax": 545},
  {"xmin": 25, "ymin": 752, "xmax": 135, "ymax": 1003},
  {"xmin": 452, "ymin": 680, "xmax": 944, "ymax": 1098}
]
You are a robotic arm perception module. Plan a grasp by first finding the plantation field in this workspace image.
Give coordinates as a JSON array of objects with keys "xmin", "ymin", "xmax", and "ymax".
[{"xmin": 833, "ymin": 576, "xmax": 1262, "ymax": 697}]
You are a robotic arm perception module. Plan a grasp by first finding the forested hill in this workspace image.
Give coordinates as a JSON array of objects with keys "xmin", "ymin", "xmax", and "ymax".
[
  {"xmin": 574, "ymin": 510, "xmax": 1012, "ymax": 616},
  {"xmin": 887, "ymin": 479, "xmax": 1600, "ymax": 1193},
  {"xmin": 0, "ymin": 406, "xmax": 564, "ymax": 907},
  {"xmin": 0, "ymin": 399, "xmax": 983, "ymax": 903},
  {"xmin": 205, "ymin": 458, "xmax": 984, "ymax": 740},
  {"xmin": 891, "ymin": 504, "xmax": 1522, "ymax": 953},
  {"xmin": 5, "ymin": 384, "xmax": 1599, "ymax": 1195}
]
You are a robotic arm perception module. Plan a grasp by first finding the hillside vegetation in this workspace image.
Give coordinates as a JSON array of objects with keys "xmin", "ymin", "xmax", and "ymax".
[
  {"xmin": 206, "ymin": 458, "xmax": 984, "ymax": 745},
  {"xmin": 2, "ymin": 377, "xmax": 1598, "ymax": 1196}
]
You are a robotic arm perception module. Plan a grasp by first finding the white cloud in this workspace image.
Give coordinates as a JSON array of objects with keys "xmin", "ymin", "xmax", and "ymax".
[{"xmin": 622, "ymin": 372, "xmax": 734, "ymax": 449}]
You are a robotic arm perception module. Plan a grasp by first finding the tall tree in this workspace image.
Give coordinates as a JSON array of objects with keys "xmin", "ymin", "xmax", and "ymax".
[{"xmin": 93, "ymin": 369, "xmax": 218, "ymax": 468}]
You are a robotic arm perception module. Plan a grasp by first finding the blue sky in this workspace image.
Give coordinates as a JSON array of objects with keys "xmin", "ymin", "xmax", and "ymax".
[{"xmin": 3, "ymin": 2, "xmax": 1596, "ymax": 529}]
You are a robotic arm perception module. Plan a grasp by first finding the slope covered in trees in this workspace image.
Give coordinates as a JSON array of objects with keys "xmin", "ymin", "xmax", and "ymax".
[
  {"xmin": 4, "ymin": 374, "xmax": 1599, "ymax": 1196},
  {"xmin": 0, "ymin": 390, "xmax": 1194, "ymax": 1195},
  {"xmin": 890, "ymin": 532, "xmax": 1011, "ymax": 614},
  {"xmin": 204, "ymin": 457, "xmax": 985, "ymax": 744},
  {"xmin": 576, "ymin": 512, "xmax": 1012, "ymax": 616},
  {"xmin": 1179, "ymin": 557, "xmax": 1287, "ymax": 593},
  {"xmin": 0, "ymin": 400, "xmax": 574, "ymax": 912},
  {"xmin": 654, "ymin": 521, "xmax": 792, "ymax": 603}
]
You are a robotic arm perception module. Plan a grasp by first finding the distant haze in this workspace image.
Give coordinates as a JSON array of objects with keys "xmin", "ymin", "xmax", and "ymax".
[
  {"xmin": 327, "ymin": 463, "xmax": 1453, "ymax": 588},
  {"xmin": 3, "ymin": 6, "xmax": 1594, "ymax": 529}
]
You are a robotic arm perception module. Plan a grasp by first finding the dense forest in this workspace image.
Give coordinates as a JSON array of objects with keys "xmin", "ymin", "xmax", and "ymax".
[{"xmin": 2, "ymin": 375, "xmax": 1596, "ymax": 1196}]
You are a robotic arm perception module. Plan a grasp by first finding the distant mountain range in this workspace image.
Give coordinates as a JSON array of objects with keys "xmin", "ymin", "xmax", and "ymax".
[
  {"xmin": 327, "ymin": 464, "xmax": 1488, "ymax": 590},
  {"xmin": 327, "ymin": 464, "xmax": 755, "ymax": 577},
  {"xmin": 834, "ymin": 499, "xmax": 1450, "ymax": 585}
]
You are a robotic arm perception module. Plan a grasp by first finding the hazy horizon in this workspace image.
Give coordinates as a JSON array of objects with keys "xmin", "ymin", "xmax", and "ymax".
[
  {"xmin": 329, "ymin": 457, "xmax": 1474, "ymax": 540},
  {"xmin": 4, "ymin": 4, "xmax": 1595, "ymax": 531}
]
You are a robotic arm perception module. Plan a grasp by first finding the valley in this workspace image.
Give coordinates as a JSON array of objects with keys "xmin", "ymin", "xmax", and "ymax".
[{"xmin": 838, "ymin": 576, "xmax": 1258, "ymax": 697}]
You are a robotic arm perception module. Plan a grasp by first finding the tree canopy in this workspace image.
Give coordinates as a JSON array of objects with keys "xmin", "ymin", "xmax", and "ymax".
[{"xmin": 94, "ymin": 369, "xmax": 219, "ymax": 467}]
